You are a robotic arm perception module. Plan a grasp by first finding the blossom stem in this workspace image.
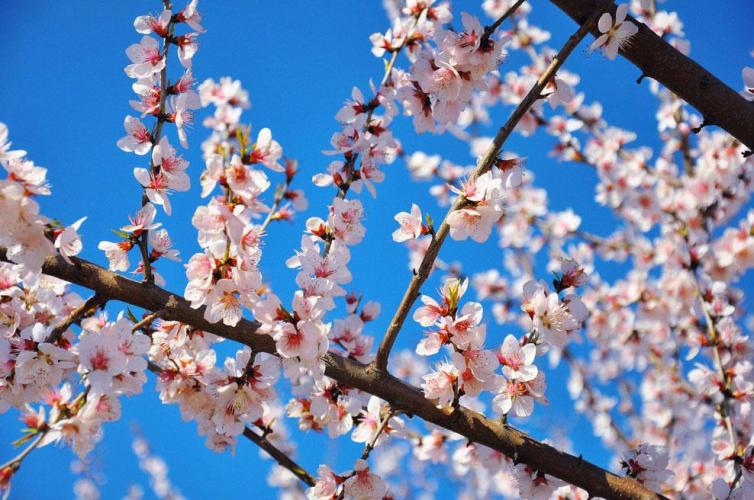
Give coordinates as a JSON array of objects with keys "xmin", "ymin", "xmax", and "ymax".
[
  {"xmin": 373, "ymin": 11, "xmax": 602, "ymax": 371},
  {"xmin": 0, "ymin": 389, "xmax": 88, "ymax": 479},
  {"xmin": 0, "ymin": 432, "xmax": 46, "ymax": 474},
  {"xmin": 690, "ymin": 275, "xmax": 737, "ymax": 447},
  {"xmin": 261, "ymin": 178, "xmax": 291, "ymax": 232}
]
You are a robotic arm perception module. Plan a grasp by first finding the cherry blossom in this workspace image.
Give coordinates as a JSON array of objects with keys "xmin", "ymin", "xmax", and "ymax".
[
  {"xmin": 54, "ymin": 217, "xmax": 87, "ymax": 264},
  {"xmin": 152, "ymin": 136, "xmax": 190, "ymax": 191},
  {"xmin": 590, "ymin": 4, "xmax": 639, "ymax": 60},
  {"xmin": 125, "ymin": 36, "xmax": 166, "ymax": 78},
  {"xmin": 117, "ymin": 115, "xmax": 153, "ymax": 155},
  {"xmin": 492, "ymin": 372, "xmax": 547, "ymax": 417},
  {"xmin": 204, "ymin": 279, "xmax": 244, "ymax": 326},
  {"xmin": 342, "ymin": 460, "xmax": 387, "ymax": 499},
  {"xmin": 307, "ymin": 464, "xmax": 338, "ymax": 499},
  {"xmin": 621, "ymin": 444, "xmax": 674, "ymax": 491},
  {"xmin": 134, "ymin": 10, "xmax": 171, "ymax": 37},
  {"xmin": 392, "ymin": 203, "xmax": 427, "ymax": 242},
  {"xmin": 248, "ymin": 128, "xmax": 284, "ymax": 172},
  {"xmin": 422, "ymin": 361, "xmax": 458, "ymax": 408},
  {"xmin": 497, "ymin": 334, "xmax": 538, "ymax": 382},
  {"xmin": 134, "ymin": 168, "xmax": 173, "ymax": 214}
]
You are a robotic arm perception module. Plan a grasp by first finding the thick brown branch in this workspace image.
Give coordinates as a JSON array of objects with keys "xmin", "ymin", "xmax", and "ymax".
[
  {"xmin": 2, "ymin": 250, "xmax": 664, "ymax": 499},
  {"xmin": 373, "ymin": 11, "xmax": 600, "ymax": 371},
  {"xmin": 548, "ymin": 0, "xmax": 754, "ymax": 151}
]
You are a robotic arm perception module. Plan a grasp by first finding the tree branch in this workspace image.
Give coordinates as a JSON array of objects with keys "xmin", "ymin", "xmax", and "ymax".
[
  {"xmin": 482, "ymin": 0, "xmax": 527, "ymax": 44},
  {"xmin": 372, "ymin": 10, "xmax": 601, "ymax": 371},
  {"xmin": 241, "ymin": 427, "xmax": 316, "ymax": 487},
  {"xmin": 0, "ymin": 250, "xmax": 663, "ymax": 499},
  {"xmin": 548, "ymin": 0, "xmax": 754, "ymax": 151}
]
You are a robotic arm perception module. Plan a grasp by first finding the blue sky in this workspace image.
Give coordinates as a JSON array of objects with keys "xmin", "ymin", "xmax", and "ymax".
[{"xmin": 1, "ymin": 1, "xmax": 752, "ymax": 498}]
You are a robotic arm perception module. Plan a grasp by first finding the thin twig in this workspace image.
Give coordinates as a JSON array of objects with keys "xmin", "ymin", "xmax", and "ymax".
[
  {"xmin": 0, "ymin": 433, "xmax": 46, "ymax": 473},
  {"xmin": 0, "ymin": 390, "xmax": 88, "ymax": 477},
  {"xmin": 482, "ymin": 0, "xmax": 526, "ymax": 43},
  {"xmin": 360, "ymin": 408, "xmax": 396, "ymax": 460},
  {"xmin": 46, "ymin": 293, "xmax": 107, "ymax": 344},
  {"xmin": 242, "ymin": 427, "xmax": 315, "ymax": 487},
  {"xmin": 131, "ymin": 309, "xmax": 166, "ymax": 332}
]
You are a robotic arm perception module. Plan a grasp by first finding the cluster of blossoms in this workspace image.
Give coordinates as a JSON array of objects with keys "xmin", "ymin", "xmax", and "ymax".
[
  {"xmin": 98, "ymin": 203, "xmax": 179, "ymax": 285},
  {"xmin": 308, "ymin": 459, "xmax": 388, "ymax": 499},
  {"xmin": 184, "ymin": 77, "xmax": 277, "ymax": 327},
  {"xmin": 119, "ymin": 0, "xmax": 203, "ymax": 208},
  {"xmin": 151, "ymin": 319, "xmax": 281, "ymax": 451},
  {"xmin": 281, "ymin": 298, "xmax": 384, "ymax": 437},
  {"xmin": 373, "ymin": 2, "xmax": 512, "ymax": 132},
  {"xmin": 106, "ymin": 1, "xmax": 204, "ymax": 284},
  {"xmin": 4, "ymin": 0, "xmax": 754, "ymax": 498},
  {"xmin": 0, "ymin": 123, "xmax": 64, "ymax": 270},
  {"xmin": 0, "ymin": 125, "xmax": 151, "ymax": 463},
  {"xmin": 417, "ymin": 266, "xmax": 586, "ymax": 419}
]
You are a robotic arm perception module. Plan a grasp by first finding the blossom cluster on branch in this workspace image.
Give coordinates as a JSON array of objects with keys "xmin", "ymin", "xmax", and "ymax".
[{"xmin": 2, "ymin": 0, "xmax": 754, "ymax": 499}]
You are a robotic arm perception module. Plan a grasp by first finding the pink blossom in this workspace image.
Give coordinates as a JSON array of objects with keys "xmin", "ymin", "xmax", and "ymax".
[
  {"xmin": 134, "ymin": 10, "xmax": 171, "ymax": 37},
  {"xmin": 125, "ymin": 36, "xmax": 165, "ymax": 78},
  {"xmin": 590, "ymin": 4, "xmax": 638, "ymax": 60},
  {"xmin": 342, "ymin": 460, "xmax": 387, "ymax": 499},
  {"xmin": 54, "ymin": 216, "xmax": 86, "ymax": 264},
  {"xmin": 422, "ymin": 362, "xmax": 458, "ymax": 408},
  {"xmin": 134, "ymin": 168, "xmax": 172, "ymax": 215},
  {"xmin": 97, "ymin": 240, "xmax": 132, "ymax": 272},
  {"xmin": 152, "ymin": 136, "xmax": 190, "ymax": 191},
  {"xmin": 204, "ymin": 279, "xmax": 243, "ymax": 326},
  {"xmin": 498, "ymin": 335, "xmax": 538, "ymax": 382},
  {"xmin": 392, "ymin": 203, "xmax": 425, "ymax": 242},
  {"xmin": 248, "ymin": 128, "xmax": 284, "ymax": 172},
  {"xmin": 117, "ymin": 116, "xmax": 153, "ymax": 155},
  {"xmin": 307, "ymin": 465, "xmax": 338, "ymax": 499}
]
